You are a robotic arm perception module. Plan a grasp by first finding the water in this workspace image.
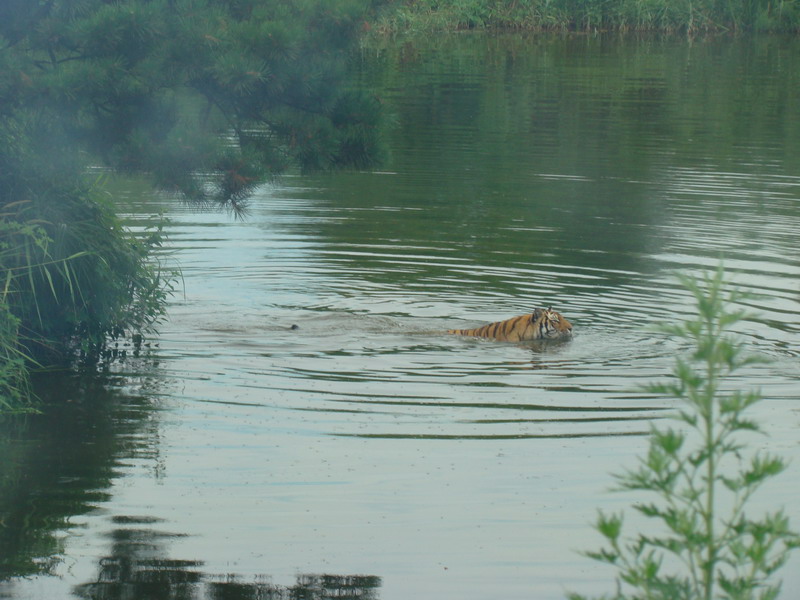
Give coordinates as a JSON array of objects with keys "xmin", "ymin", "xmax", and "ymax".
[{"xmin": 2, "ymin": 33, "xmax": 800, "ymax": 599}]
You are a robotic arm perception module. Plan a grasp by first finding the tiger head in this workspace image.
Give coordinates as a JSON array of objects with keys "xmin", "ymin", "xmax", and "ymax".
[{"xmin": 532, "ymin": 307, "xmax": 573, "ymax": 339}]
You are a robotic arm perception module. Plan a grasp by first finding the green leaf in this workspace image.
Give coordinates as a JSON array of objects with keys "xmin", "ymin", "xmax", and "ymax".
[
  {"xmin": 720, "ymin": 474, "xmax": 743, "ymax": 492},
  {"xmin": 596, "ymin": 511, "xmax": 623, "ymax": 542},
  {"xmin": 744, "ymin": 455, "xmax": 787, "ymax": 486},
  {"xmin": 653, "ymin": 428, "xmax": 685, "ymax": 456},
  {"xmin": 583, "ymin": 549, "xmax": 619, "ymax": 565}
]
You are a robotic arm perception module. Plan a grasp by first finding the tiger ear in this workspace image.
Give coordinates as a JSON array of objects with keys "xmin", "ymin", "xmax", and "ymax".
[{"xmin": 532, "ymin": 308, "xmax": 544, "ymax": 321}]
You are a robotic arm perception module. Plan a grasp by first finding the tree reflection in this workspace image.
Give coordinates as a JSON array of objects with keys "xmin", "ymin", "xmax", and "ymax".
[
  {"xmin": 2, "ymin": 372, "xmax": 382, "ymax": 599},
  {"xmin": 74, "ymin": 520, "xmax": 381, "ymax": 600},
  {"xmin": 206, "ymin": 574, "xmax": 382, "ymax": 600},
  {"xmin": 0, "ymin": 372, "xmax": 158, "ymax": 580},
  {"xmin": 73, "ymin": 516, "xmax": 200, "ymax": 600}
]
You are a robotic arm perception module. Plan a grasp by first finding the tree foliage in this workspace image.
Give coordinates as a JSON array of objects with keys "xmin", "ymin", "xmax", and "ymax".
[
  {"xmin": 0, "ymin": 0, "xmax": 385, "ymax": 406},
  {"xmin": 0, "ymin": 0, "xmax": 384, "ymax": 208}
]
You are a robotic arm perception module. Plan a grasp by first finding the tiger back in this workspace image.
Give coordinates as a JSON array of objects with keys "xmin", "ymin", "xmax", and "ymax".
[{"xmin": 447, "ymin": 308, "xmax": 573, "ymax": 342}]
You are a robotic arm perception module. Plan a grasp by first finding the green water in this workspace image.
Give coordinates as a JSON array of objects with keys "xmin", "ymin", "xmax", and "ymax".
[{"xmin": 2, "ymin": 33, "xmax": 799, "ymax": 600}]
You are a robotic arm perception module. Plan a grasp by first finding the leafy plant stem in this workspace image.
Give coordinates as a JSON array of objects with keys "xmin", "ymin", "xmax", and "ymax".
[{"xmin": 570, "ymin": 265, "xmax": 799, "ymax": 600}]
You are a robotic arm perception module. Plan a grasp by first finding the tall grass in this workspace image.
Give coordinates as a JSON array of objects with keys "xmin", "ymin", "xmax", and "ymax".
[
  {"xmin": 0, "ymin": 221, "xmax": 50, "ymax": 411},
  {"xmin": 0, "ymin": 298, "xmax": 33, "ymax": 412},
  {"xmin": 0, "ymin": 184, "xmax": 172, "ymax": 411},
  {"xmin": 373, "ymin": 0, "xmax": 800, "ymax": 32}
]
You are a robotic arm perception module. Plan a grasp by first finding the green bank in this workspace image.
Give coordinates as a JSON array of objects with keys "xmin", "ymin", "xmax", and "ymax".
[{"xmin": 372, "ymin": 0, "xmax": 800, "ymax": 32}]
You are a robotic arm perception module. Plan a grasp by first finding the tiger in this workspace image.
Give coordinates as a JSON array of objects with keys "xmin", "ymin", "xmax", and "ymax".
[{"xmin": 447, "ymin": 307, "xmax": 573, "ymax": 342}]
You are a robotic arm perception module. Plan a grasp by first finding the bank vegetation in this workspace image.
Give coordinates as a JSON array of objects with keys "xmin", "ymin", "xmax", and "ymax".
[
  {"xmin": 0, "ymin": 0, "xmax": 384, "ymax": 411},
  {"xmin": 373, "ymin": 0, "xmax": 800, "ymax": 33}
]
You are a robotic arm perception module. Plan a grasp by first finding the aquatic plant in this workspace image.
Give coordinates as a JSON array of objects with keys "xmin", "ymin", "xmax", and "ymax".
[{"xmin": 569, "ymin": 266, "xmax": 800, "ymax": 600}]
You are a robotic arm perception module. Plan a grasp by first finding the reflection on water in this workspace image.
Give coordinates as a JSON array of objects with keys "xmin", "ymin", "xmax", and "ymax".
[
  {"xmin": 73, "ymin": 514, "xmax": 380, "ymax": 600},
  {"xmin": 1, "ymin": 376, "xmax": 381, "ymax": 600},
  {"xmin": 2, "ymin": 33, "xmax": 800, "ymax": 600},
  {"xmin": 0, "ymin": 374, "xmax": 150, "ymax": 581}
]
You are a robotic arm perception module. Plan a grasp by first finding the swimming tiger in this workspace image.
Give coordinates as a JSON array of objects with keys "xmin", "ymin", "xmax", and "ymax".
[{"xmin": 447, "ymin": 307, "xmax": 573, "ymax": 342}]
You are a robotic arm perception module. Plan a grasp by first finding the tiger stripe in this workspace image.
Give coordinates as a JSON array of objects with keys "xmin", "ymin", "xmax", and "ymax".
[{"xmin": 447, "ymin": 308, "xmax": 573, "ymax": 342}]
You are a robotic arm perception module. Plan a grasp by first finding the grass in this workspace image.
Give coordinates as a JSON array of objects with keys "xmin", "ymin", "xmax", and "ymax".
[{"xmin": 0, "ymin": 188, "xmax": 172, "ymax": 412}]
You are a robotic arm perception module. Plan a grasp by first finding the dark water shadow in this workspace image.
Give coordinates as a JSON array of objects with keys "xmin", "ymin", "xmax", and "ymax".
[{"xmin": 0, "ymin": 371, "xmax": 157, "ymax": 580}]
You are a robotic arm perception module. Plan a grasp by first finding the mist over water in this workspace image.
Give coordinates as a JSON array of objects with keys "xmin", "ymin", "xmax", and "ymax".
[{"xmin": 2, "ymin": 34, "xmax": 800, "ymax": 600}]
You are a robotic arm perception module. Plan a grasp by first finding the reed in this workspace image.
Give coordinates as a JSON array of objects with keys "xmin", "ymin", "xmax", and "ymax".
[
  {"xmin": 0, "ymin": 300, "xmax": 33, "ymax": 412},
  {"xmin": 0, "ymin": 186, "xmax": 171, "ymax": 411},
  {"xmin": 0, "ymin": 221, "xmax": 48, "ymax": 411}
]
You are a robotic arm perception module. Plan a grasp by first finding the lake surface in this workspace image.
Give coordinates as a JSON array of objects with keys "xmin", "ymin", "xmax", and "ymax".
[{"xmin": 2, "ymin": 33, "xmax": 800, "ymax": 600}]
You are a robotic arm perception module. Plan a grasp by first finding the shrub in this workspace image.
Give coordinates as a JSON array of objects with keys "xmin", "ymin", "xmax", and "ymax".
[{"xmin": 570, "ymin": 266, "xmax": 800, "ymax": 600}]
